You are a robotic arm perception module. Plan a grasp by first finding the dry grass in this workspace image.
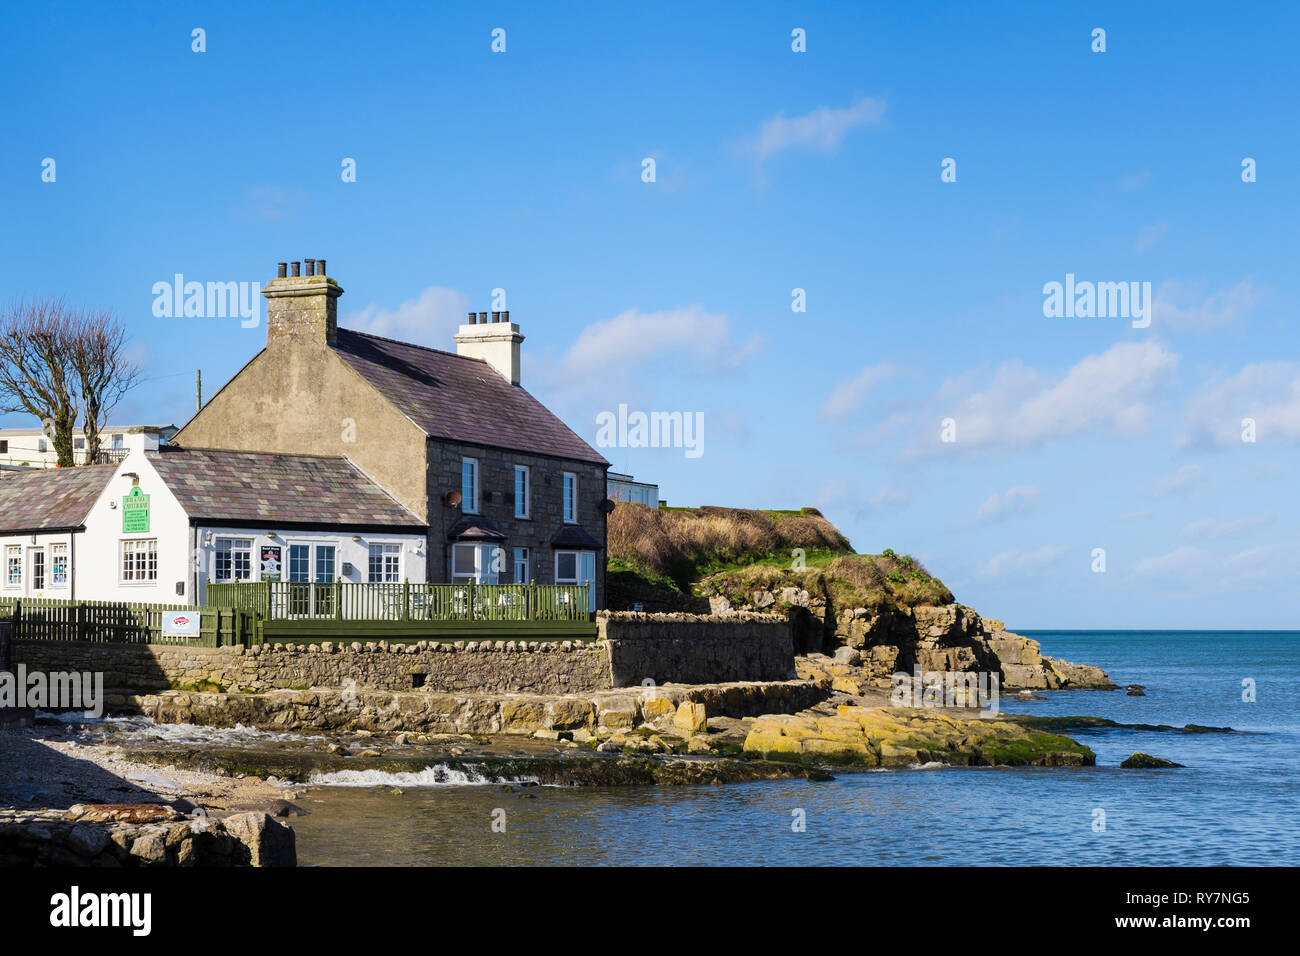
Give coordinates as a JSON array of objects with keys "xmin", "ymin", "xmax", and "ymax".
[{"xmin": 608, "ymin": 504, "xmax": 853, "ymax": 590}]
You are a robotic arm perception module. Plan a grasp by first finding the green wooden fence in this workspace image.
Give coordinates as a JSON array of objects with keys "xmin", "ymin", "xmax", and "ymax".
[
  {"xmin": 0, "ymin": 596, "xmax": 258, "ymax": 647},
  {"xmin": 206, "ymin": 581, "xmax": 592, "ymax": 624}
]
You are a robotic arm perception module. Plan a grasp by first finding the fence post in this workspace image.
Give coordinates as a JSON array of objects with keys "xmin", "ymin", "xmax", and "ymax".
[
  {"xmin": 403, "ymin": 580, "xmax": 410, "ymax": 621},
  {"xmin": 335, "ymin": 579, "xmax": 342, "ymax": 621}
]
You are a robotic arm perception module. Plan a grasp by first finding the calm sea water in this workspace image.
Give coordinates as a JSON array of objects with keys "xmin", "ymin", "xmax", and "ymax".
[{"xmin": 292, "ymin": 631, "xmax": 1300, "ymax": 866}]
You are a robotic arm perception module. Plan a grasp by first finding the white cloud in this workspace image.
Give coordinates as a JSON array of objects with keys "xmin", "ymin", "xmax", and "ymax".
[
  {"xmin": 981, "ymin": 545, "xmax": 1068, "ymax": 578},
  {"xmin": 745, "ymin": 97, "xmax": 886, "ymax": 168},
  {"xmin": 1153, "ymin": 278, "xmax": 1258, "ymax": 332},
  {"xmin": 903, "ymin": 341, "xmax": 1178, "ymax": 458},
  {"xmin": 1135, "ymin": 222, "xmax": 1168, "ymax": 253},
  {"xmin": 1180, "ymin": 361, "xmax": 1300, "ymax": 448},
  {"xmin": 974, "ymin": 485, "xmax": 1039, "ymax": 523},
  {"xmin": 818, "ymin": 364, "xmax": 897, "ymax": 420},
  {"xmin": 536, "ymin": 305, "xmax": 765, "ymax": 403},
  {"xmin": 1148, "ymin": 464, "xmax": 1205, "ymax": 497},
  {"xmin": 1132, "ymin": 546, "xmax": 1210, "ymax": 579},
  {"xmin": 344, "ymin": 286, "xmax": 469, "ymax": 349},
  {"xmin": 1180, "ymin": 515, "xmax": 1270, "ymax": 540}
]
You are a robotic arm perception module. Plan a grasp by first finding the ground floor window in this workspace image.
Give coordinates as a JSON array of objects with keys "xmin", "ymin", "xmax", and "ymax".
[
  {"xmin": 51, "ymin": 543, "xmax": 68, "ymax": 586},
  {"xmin": 368, "ymin": 542, "xmax": 402, "ymax": 583},
  {"xmin": 513, "ymin": 547, "xmax": 529, "ymax": 584},
  {"xmin": 120, "ymin": 539, "xmax": 157, "ymax": 583},
  {"xmin": 214, "ymin": 537, "xmax": 253, "ymax": 582},
  {"xmin": 452, "ymin": 543, "xmax": 502, "ymax": 584},
  {"xmin": 5, "ymin": 546, "xmax": 20, "ymax": 588},
  {"xmin": 555, "ymin": 550, "xmax": 597, "ymax": 611}
]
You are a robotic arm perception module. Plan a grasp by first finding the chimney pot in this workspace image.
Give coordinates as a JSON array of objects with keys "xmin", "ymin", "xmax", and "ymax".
[
  {"xmin": 478, "ymin": 312, "xmax": 488, "ymax": 323},
  {"xmin": 305, "ymin": 258, "xmax": 316, "ymax": 276},
  {"xmin": 317, "ymin": 258, "xmax": 326, "ymax": 275},
  {"xmin": 277, "ymin": 262, "xmax": 287, "ymax": 278},
  {"xmin": 291, "ymin": 261, "xmax": 301, "ymax": 277},
  {"xmin": 491, "ymin": 311, "xmax": 501, "ymax": 322},
  {"xmin": 502, "ymin": 310, "xmax": 510, "ymax": 322}
]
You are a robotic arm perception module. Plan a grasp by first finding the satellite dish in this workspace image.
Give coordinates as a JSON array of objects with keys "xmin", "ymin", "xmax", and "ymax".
[
  {"xmin": 443, "ymin": 490, "xmax": 463, "ymax": 507},
  {"xmin": 600, "ymin": 498, "xmax": 616, "ymax": 514}
]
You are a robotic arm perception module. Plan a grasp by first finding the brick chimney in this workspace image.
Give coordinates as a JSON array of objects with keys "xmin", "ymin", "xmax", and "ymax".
[
  {"xmin": 263, "ymin": 259, "xmax": 343, "ymax": 349},
  {"xmin": 454, "ymin": 309, "xmax": 524, "ymax": 385}
]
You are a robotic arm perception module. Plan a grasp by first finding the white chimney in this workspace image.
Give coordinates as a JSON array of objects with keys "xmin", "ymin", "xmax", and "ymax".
[{"xmin": 454, "ymin": 311, "xmax": 524, "ymax": 385}]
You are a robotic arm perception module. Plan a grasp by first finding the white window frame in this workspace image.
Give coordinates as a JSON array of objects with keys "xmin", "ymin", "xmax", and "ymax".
[
  {"xmin": 4, "ymin": 545, "xmax": 20, "ymax": 589},
  {"xmin": 286, "ymin": 541, "xmax": 338, "ymax": 584},
  {"xmin": 368, "ymin": 542, "xmax": 402, "ymax": 583},
  {"xmin": 120, "ymin": 538, "xmax": 158, "ymax": 585},
  {"xmin": 554, "ymin": 549, "xmax": 597, "ymax": 612},
  {"xmin": 452, "ymin": 543, "xmax": 502, "ymax": 584},
  {"xmin": 562, "ymin": 471, "xmax": 578, "ymax": 524},
  {"xmin": 513, "ymin": 546, "xmax": 529, "ymax": 584},
  {"xmin": 28, "ymin": 547, "xmax": 46, "ymax": 591},
  {"xmin": 462, "ymin": 457, "xmax": 480, "ymax": 514},
  {"xmin": 514, "ymin": 465, "xmax": 530, "ymax": 519},
  {"xmin": 213, "ymin": 537, "xmax": 255, "ymax": 583},
  {"xmin": 50, "ymin": 542, "xmax": 69, "ymax": 588}
]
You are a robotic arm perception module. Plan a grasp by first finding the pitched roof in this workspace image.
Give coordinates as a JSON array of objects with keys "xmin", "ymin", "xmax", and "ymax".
[
  {"xmin": 333, "ymin": 328, "xmax": 609, "ymax": 466},
  {"xmin": 148, "ymin": 447, "xmax": 425, "ymax": 529},
  {"xmin": 0, "ymin": 465, "xmax": 117, "ymax": 533}
]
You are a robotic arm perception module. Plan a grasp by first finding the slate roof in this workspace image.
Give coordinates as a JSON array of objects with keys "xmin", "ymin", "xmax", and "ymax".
[
  {"xmin": 148, "ymin": 447, "xmax": 425, "ymax": 529},
  {"xmin": 446, "ymin": 515, "xmax": 507, "ymax": 541},
  {"xmin": 550, "ymin": 525, "xmax": 604, "ymax": 550},
  {"xmin": 0, "ymin": 465, "xmax": 117, "ymax": 533},
  {"xmin": 333, "ymin": 328, "xmax": 609, "ymax": 466}
]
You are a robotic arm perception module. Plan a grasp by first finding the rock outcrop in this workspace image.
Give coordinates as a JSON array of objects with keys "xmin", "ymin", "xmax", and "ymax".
[
  {"xmin": 743, "ymin": 704, "xmax": 1095, "ymax": 768},
  {"xmin": 0, "ymin": 806, "xmax": 296, "ymax": 866},
  {"xmin": 707, "ymin": 572, "xmax": 1115, "ymax": 691}
]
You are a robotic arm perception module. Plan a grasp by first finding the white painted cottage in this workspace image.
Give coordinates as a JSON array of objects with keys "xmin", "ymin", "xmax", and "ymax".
[{"xmin": 0, "ymin": 433, "xmax": 427, "ymax": 604}]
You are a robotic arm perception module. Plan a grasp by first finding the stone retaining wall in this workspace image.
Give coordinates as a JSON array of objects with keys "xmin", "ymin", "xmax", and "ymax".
[
  {"xmin": 600, "ymin": 611, "xmax": 795, "ymax": 686},
  {"xmin": 13, "ymin": 612, "xmax": 796, "ymax": 697},
  {"xmin": 14, "ymin": 638, "xmax": 612, "ymax": 696}
]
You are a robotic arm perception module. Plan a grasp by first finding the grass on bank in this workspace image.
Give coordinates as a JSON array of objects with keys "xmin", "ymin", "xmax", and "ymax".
[{"xmin": 607, "ymin": 503, "xmax": 953, "ymax": 611}]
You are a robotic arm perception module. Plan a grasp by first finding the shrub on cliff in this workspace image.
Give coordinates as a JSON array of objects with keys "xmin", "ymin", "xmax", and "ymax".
[{"xmin": 608, "ymin": 503, "xmax": 853, "ymax": 590}]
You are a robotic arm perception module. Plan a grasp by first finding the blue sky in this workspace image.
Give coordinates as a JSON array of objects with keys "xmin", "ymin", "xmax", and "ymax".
[{"xmin": 2, "ymin": 1, "xmax": 1298, "ymax": 628}]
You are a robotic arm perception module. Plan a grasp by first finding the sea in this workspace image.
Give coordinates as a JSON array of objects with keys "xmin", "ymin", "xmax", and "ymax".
[{"xmin": 286, "ymin": 631, "xmax": 1300, "ymax": 866}]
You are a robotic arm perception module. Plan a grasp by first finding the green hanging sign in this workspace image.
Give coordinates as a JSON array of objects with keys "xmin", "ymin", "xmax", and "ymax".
[{"xmin": 122, "ymin": 485, "xmax": 150, "ymax": 533}]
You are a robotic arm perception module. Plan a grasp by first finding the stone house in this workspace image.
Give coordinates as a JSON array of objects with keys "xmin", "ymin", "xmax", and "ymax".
[{"xmin": 172, "ymin": 260, "xmax": 609, "ymax": 609}]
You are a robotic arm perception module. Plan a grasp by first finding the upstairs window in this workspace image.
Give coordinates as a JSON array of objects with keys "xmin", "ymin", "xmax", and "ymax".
[
  {"xmin": 461, "ymin": 458, "xmax": 479, "ymax": 513},
  {"xmin": 514, "ymin": 465, "xmax": 530, "ymax": 518},
  {"xmin": 562, "ymin": 472, "xmax": 578, "ymax": 523}
]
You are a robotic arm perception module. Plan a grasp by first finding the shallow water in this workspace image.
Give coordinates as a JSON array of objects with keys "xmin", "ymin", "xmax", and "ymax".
[{"xmin": 286, "ymin": 631, "xmax": 1300, "ymax": 865}]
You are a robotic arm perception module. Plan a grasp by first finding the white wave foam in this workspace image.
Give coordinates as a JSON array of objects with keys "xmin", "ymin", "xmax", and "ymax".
[{"xmin": 308, "ymin": 764, "xmax": 537, "ymax": 788}]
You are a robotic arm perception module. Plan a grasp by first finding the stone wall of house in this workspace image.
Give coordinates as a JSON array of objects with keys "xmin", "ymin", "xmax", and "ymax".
[
  {"xmin": 426, "ymin": 439, "xmax": 608, "ymax": 608},
  {"xmin": 600, "ymin": 611, "xmax": 795, "ymax": 686}
]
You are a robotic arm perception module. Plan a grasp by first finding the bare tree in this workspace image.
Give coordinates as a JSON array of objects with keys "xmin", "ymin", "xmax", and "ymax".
[
  {"xmin": 0, "ymin": 299, "xmax": 80, "ymax": 466},
  {"xmin": 67, "ymin": 311, "xmax": 141, "ymax": 463},
  {"xmin": 0, "ymin": 298, "xmax": 141, "ymax": 467}
]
